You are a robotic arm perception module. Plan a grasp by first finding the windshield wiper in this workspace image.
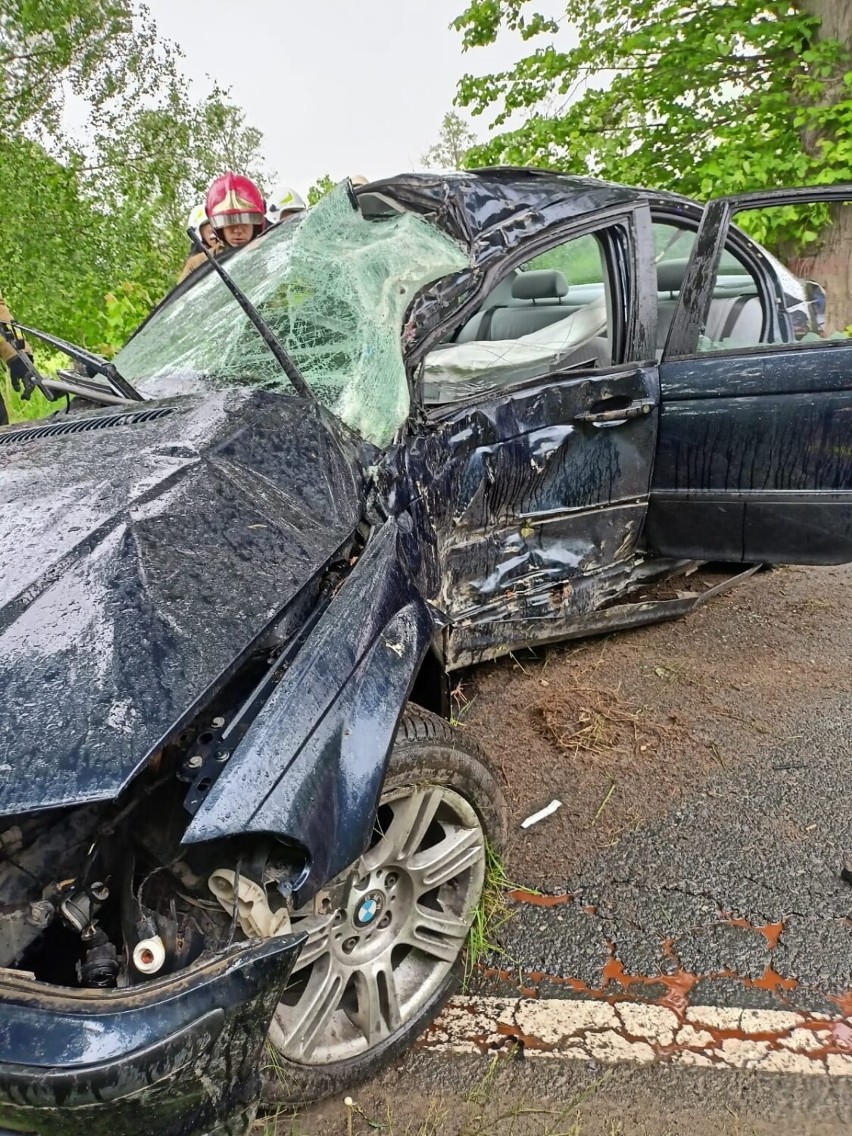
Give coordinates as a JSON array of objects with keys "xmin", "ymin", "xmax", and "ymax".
[
  {"xmin": 188, "ymin": 229, "xmax": 316, "ymax": 402},
  {"xmin": 12, "ymin": 323, "xmax": 144, "ymax": 402}
]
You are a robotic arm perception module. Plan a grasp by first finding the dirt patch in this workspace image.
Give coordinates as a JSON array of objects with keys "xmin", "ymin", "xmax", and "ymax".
[
  {"xmin": 454, "ymin": 564, "xmax": 852, "ymax": 889},
  {"xmin": 265, "ymin": 1051, "xmax": 852, "ymax": 1136}
]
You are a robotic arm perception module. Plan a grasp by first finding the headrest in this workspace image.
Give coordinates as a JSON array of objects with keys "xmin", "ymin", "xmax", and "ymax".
[
  {"xmin": 656, "ymin": 258, "xmax": 690, "ymax": 292},
  {"xmin": 512, "ymin": 269, "xmax": 568, "ymax": 301}
]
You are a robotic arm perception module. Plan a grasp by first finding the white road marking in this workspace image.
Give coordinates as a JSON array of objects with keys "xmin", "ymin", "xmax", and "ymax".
[{"xmin": 423, "ymin": 996, "xmax": 852, "ymax": 1075}]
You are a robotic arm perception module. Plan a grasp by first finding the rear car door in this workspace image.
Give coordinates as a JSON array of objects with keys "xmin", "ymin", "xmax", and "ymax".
[
  {"xmin": 410, "ymin": 204, "xmax": 661, "ymax": 668},
  {"xmin": 646, "ymin": 185, "xmax": 852, "ymax": 564}
]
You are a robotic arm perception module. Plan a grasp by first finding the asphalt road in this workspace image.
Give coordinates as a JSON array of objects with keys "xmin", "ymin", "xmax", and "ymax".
[{"xmin": 295, "ymin": 563, "xmax": 852, "ymax": 1135}]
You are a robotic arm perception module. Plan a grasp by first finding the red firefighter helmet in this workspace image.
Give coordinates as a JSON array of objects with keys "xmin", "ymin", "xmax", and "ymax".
[{"xmin": 205, "ymin": 172, "xmax": 266, "ymax": 236}]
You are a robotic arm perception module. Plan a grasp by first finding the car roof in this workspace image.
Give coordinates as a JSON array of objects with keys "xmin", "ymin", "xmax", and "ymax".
[{"xmin": 358, "ymin": 168, "xmax": 696, "ymax": 262}]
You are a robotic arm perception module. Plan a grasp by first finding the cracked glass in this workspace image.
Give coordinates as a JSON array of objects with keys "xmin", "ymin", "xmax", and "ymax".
[{"xmin": 116, "ymin": 184, "xmax": 468, "ymax": 446}]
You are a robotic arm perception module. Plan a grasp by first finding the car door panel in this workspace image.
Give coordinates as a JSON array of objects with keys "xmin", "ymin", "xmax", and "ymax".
[
  {"xmin": 423, "ymin": 361, "xmax": 659, "ymax": 664},
  {"xmin": 648, "ymin": 185, "xmax": 852, "ymax": 565}
]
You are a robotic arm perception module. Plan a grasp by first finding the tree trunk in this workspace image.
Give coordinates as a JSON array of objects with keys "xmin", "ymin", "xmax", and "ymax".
[
  {"xmin": 791, "ymin": 0, "xmax": 852, "ymax": 331},
  {"xmin": 801, "ymin": 0, "xmax": 852, "ymax": 44},
  {"xmin": 788, "ymin": 204, "xmax": 852, "ymax": 333}
]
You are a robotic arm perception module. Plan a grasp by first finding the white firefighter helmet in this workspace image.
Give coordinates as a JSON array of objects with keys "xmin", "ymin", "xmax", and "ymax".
[
  {"xmin": 186, "ymin": 202, "xmax": 208, "ymax": 239},
  {"xmin": 266, "ymin": 185, "xmax": 307, "ymax": 224}
]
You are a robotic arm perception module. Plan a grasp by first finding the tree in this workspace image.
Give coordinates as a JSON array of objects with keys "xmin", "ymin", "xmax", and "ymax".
[
  {"xmin": 93, "ymin": 83, "xmax": 268, "ymax": 292},
  {"xmin": 0, "ymin": 1, "xmax": 270, "ymax": 359},
  {"xmin": 452, "ymin": 0, "xmax": 852, "ymax": 325},
  {"xmin": 420, "ymin": 111, "xmax": 478, "ymax": 169},
  {"xmin": 1, "ymin": 0, "xmax": 180, "ymax": 145},
  {"xmin": 308, "ymin": 175, "xmax": 335, "ymax": 206}
]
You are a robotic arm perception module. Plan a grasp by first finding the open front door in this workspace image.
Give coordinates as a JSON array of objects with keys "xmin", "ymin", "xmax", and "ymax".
[{"xmin": 645, "ymin": 185, "xmax": 852, "ymax": 564}]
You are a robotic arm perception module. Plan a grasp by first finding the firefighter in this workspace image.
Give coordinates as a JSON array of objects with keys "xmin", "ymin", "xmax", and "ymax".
[
  {"xmin": 206, "ymin": 171, "xmax": 266, "ymax": 249},
  {"xmin": 265, "ymin": 185, "xmax": 307, "ymax": 226},
  {"xmin": 176, "ymin": 174, "xmax": 267, "ymax": 286},
  {"xmin": 0, "ymin": 290, "xmax": 31, "ymax": 427},
  {"xmin": 177, "ymin": 202, "xmax": 224, "ymax": 284},
  {"xmin": 190, "ymin": 201, "xmax": 219, "ymax": 253}
]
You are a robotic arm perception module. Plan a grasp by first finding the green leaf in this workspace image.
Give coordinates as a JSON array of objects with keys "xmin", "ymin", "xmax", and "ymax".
[
  {"xmin": 449, "ymin": 0, "xmax": 852, "ymax": 260},
  {"xmin": 1, "ymin": 1, "xmax": 270, "ymax": 367}
]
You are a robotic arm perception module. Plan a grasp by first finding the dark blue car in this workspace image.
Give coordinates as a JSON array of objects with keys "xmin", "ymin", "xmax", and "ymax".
[{"xmin": 0, "ymin": 171, "xmax": 849, "ymax": 1135}]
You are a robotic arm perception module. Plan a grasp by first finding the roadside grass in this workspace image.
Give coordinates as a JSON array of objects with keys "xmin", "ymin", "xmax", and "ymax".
[
  {"xmin": 254, "ymin": 1106, "xmax": 289, "ymax": 1136},
  {"xmin": 3, "ymin": 349, "xmax": 67, "ymax": 424},
  {"xmin": 464, "ymin": 842, "xmax": 519, "ymax": 986},
  {"xmin": 260, "ymin": 1041, "xmax": 313, "ymax": 1115},
  {"xmin": 257, "ymin": 1061, "xmax": 616, "ymax": 1135},
  {"xmin": 449, "ymin": 676, "xmax": 529, "ymax": 980},
  {"xmin": 2, "ymin": 374, "xmax": 55, "ymax": 422},
  {"xmin": 449, "ymin": 678, "xmax": 477, "ymax": 729},
  {"xmin": 537, "ymin": 663, "xmax": 676, "ymax": 764}
]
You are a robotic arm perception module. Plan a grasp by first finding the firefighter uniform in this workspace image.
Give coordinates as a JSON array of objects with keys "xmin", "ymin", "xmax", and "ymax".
[
  {"xmin": 177, "ymin": 244, "xmax": 221, "ymax": 284},
  {"xmin": 0, "ymin": 291, "xmax": 19, "ymax": 367},
  {"xmin": 0, "ymin": 290, "xmax": 30, "ymax": 427}
]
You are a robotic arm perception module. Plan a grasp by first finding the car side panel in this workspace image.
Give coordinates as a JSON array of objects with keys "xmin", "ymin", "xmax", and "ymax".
[
  {"xmin": 399, "ymin": 364, "xmax": 660, "ymax": 665},
  {"xmin": 648, "ymin": 345, "xmax": 852, "ymax": 563}
]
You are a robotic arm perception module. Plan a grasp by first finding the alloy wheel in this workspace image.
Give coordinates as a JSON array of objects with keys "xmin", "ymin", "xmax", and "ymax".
[{"xmin": 268, "ymin": 782, "xmax": 487, "ymax": 1065}]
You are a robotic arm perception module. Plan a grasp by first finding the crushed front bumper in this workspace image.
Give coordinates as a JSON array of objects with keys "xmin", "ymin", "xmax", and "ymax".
[{"xmin": 0, "ymin": 934, "xmax": 303, "ymax": 1136}]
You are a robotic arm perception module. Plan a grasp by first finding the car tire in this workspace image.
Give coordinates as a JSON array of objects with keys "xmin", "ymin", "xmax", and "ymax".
[{"xmin": 264, "ymin": 705, "xmax": 507, "ymax": 1105}]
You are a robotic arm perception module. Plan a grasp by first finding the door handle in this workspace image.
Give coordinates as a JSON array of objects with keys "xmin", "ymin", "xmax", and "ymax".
[{"xmin": 574, "ymin": 399, "xmax": 655, "ymax": 424}]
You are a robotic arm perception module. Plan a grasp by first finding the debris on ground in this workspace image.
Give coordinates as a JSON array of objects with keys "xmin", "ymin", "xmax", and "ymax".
[{"xmin": 520, "ymin": 799, "xmax": 562, "ymax": 828}]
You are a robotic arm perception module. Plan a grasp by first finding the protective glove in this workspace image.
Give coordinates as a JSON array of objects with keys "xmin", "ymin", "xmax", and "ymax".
[{"xmin": 7, "ymin": 353, "xmax": 34, "ymax": 393}]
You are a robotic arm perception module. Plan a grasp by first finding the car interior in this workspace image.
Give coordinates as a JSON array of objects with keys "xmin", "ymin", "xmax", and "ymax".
[
  {"xmin": 654, "ymin": 256, "xmax": 764, "ymax": 356},
  {"xmin": 422, "ymin": 232, "xmax": 615, "ymax": 405},
  {"xmin": 421, "ymin": 220, "xmax": 780, "ymax": 405}
]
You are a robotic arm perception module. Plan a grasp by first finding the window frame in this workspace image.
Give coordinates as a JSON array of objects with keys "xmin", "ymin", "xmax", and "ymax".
[
  {"xmin": 648, "ymin": 205, "xmax": 782, "ymax": 358},
  {"xmin": 413, "ymin": 202, "xmax": 655, "ymax": 416},
  {"xmin": 661, "ymin": 186, "xmax": 852, "ymax": 361}
]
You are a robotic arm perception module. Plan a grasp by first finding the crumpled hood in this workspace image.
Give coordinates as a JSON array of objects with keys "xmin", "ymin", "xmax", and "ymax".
[{"xmin": 0, "ymin": 390, "xmax": 363, "ymax": 816}]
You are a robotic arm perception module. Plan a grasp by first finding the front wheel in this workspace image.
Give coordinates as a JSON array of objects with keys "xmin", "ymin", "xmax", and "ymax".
[{"xmin": 267, "ymin": 707, "xmax": 507, "ymax": 1103}]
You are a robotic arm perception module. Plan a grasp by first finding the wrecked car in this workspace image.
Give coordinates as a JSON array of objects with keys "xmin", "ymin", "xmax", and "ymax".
[{"xmin": 1, "ymin": 170, "xmax": 851, "ymax": 1136}]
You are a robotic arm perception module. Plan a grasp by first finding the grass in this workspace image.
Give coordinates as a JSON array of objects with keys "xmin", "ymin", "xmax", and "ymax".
[
  {"xmin": 3, "ymin": 348, "xmax": 68, "ymax": 424},
  {"xmin": 254, "ymin": 1107, "xmax": 289, "ymax": 1136},
  {"xmin": 449, "ymin": 679, "xmax": 478, "ymax": 728},
  {"xmin": 260, "ymin": 1040, "xmax": 315, "ymax": 1114},
  {"xmin": 2, "ymin": 374, "xmax": 56, "ymax": 422},
  {"xmin": 590, "ymin": 782, "xmax": 616, "ymax": 828},
  {"xmin": 450, "ymin": 679, "xmax": 538, "ymax": 981},
  {"xmin": 258, "ymin": 1064, "xmax": 617, "ymax": 1135},
  {"xmin": 537, "ymin": 651, "xmax": 682, "ymax": 767},
  {"xmin": 464, "ymin": 842, "xmax": 520, "ymax": 985}
]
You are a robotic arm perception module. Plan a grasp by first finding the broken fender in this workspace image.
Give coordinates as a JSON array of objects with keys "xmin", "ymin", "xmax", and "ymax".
[{"xmin": 184, "ymin": 518, "xmax": 433, "ymax": 899}]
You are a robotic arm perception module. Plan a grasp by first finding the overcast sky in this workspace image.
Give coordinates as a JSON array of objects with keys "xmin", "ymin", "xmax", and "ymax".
[{"xmin": 145, "ymin": 0, "xmax": 568, "ymax": 195}]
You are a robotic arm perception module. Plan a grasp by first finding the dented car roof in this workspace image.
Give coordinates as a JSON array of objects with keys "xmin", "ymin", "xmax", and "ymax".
[{"xmin": 359, "ymin": 168, "xmax": 687, "ymax": 257}]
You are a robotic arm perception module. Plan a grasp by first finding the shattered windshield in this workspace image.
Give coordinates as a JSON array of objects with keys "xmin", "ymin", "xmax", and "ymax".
[{"xmin": 115, "ymin": 184, "xmax": 468, "ymax": 446}]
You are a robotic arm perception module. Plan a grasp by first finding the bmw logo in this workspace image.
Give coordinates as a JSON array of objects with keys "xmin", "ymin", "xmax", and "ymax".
[{"xmin": 354, "ymin": 890, "xmax": 385, "ymax": 928}]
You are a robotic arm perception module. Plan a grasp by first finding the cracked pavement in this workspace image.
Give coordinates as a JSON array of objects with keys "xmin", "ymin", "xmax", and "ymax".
[
  {"xmin": 459, "ymin": 563, "xmax": 852, "ymax": 1022},
  {"xmin": 473, "ymin": 697, "xmax": 852, "ymax": 1018},
  {"xmin": 298, "ymin": 564, "xmax": 852, "ymax": 1133}
]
